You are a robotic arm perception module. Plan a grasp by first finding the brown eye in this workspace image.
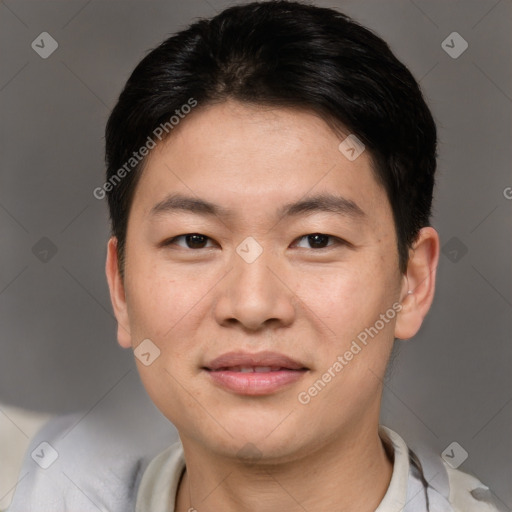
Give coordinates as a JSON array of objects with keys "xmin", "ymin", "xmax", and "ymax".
[
  {"xmin": 294, "ymin": 233, "xmax": 342, "ymax": 249},
  {"xmin": 164, "ymin": 233, "xmax": 214, "ymax": 249}
]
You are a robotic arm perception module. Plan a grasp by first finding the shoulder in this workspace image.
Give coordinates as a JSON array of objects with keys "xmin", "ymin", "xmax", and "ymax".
[
  {"xmin": 381, "ymin": 426, "xmax": 501, "ymax": 512},
  {"xmin": 444, "ymin": 463, "xmax": 502, "ymax": 512},
  {"xmin": 6, "ymin": 411, "xmax": 165, "ymax": 512}
]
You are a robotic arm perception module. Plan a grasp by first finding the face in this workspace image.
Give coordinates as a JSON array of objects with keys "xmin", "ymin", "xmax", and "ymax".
[{"xmin": 107, "ymin": 100, "xmax": 410, "ymax": 462}]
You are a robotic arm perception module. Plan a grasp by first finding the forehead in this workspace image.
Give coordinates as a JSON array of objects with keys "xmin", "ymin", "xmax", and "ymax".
[{"xmin": 131, "ymin": 100, "xmax": 392, "ymax": 230}]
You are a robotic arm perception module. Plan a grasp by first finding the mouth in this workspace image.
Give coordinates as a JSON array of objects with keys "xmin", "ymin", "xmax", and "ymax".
[
  {"xmin": 202, "ymin": 351, "xmax": 309, "ymax": 395},
  {"xmin": 209, "ymin": 366, "xmax": 301, "ymax": 373}
]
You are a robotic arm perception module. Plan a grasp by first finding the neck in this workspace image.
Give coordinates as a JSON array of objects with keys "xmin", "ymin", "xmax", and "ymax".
[{"xmin": 175, "ymin": 423, "xmax": 393, "ymax": 512}]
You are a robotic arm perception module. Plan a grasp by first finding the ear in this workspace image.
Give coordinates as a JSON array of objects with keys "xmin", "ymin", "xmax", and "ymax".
[
  {"xmin": 394, "ymin": 227, "xmax": 440, "ymax": 340},
  {"xmin": 105, "ymin": 236, "xmax": 132, "ymax": 349}
]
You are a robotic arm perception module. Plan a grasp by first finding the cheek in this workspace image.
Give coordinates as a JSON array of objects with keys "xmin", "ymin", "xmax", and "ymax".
[
  {"xmin": 296, "ymin": 260, "xmax": 388, "ymax": 337},
  {"xmin": 124, "ymin": 255, "xmax": 199, "ymax": 344},
  {"xmin": 301, "ymin": 272, "xmax": 360, "ymax": 328},
  {"xmin": 125, "ymin": 263, "xmax": 205, "ymax": 420}
]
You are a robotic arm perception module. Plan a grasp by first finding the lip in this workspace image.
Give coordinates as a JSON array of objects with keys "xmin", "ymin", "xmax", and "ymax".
[
  {"xmin": 204, "ymin": 351, "xmax": 307, "ymax": 371},
  {"xmin": 203, "ymin": 351, "xmax": 309, "ymax": 396}
]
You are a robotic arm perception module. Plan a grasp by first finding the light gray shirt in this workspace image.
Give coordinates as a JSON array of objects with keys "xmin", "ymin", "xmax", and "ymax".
[{"xmin": 7, "ymin": 414, "xmax": 501, "ymax": 512}]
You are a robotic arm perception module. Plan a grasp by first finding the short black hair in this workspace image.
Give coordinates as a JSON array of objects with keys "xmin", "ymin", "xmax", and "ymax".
[{"xmin": 104, "ymin": 0, "xmax": 437, "ymax": 280}]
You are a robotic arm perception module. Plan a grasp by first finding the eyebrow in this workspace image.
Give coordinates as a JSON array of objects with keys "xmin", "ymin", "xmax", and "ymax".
[{"xmin": 149, "ymin": 192, "xmax": 366, "ymax": 222}]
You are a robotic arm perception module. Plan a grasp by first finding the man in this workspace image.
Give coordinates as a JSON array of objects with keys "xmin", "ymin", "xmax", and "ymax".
[{"xmin": 7, "ymin": 1, "xmax": 500, "ymax": 511}]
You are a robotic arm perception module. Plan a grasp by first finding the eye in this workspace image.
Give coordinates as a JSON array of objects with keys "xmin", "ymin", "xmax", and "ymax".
[
  {"xmin": 162, "ymin": 232, "xmax": 347, "ymax": 251},
  {"xmin": 163, "ymin": 233, "xmax": 215, "ymax": 249},
  {"xmin": 293, "ymin": 233, "xmax": 345, "ymax": 249}
]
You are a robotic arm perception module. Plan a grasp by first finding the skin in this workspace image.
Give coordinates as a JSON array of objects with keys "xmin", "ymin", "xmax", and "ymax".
[{"xmin": 106, "ymin": 100, "xmax": 439, "ymax": 512}]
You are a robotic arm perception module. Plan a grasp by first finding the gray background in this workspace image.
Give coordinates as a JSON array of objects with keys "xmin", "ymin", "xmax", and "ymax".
[{"xmin": 1, "ymin": 0, "xmax": 511, "ymax": 508}]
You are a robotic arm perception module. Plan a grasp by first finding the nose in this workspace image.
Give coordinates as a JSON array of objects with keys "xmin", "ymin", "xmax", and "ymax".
[{"xmin": 213, "ymin": 245, "xmax": 296, "ymax": 332}]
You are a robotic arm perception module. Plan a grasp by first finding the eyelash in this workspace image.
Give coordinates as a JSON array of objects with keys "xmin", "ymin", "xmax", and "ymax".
[{"xmin": 162, "ymin": 233, "xmax": 348, "ymax": 251}]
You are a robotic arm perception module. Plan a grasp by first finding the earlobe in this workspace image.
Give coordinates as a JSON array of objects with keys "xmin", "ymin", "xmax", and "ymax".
[
  {"xmin": 394, "ymin": 227, "xmax": 440, "ymax": 340},
  {"xmin": 105, "ymin": 237, "xmax": 132, "ymax": 349}
]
